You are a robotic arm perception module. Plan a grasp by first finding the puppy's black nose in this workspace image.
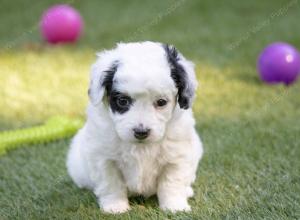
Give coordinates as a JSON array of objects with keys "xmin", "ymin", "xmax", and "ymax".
[{"xmin": 133, "ymin": 127, "xmax": 150, "ymax": 140}]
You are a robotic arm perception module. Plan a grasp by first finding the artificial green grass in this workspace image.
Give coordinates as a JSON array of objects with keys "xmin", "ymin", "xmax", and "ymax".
[{"xmin": 1, "ymin": 0, "xmax": 300, "ymax": 219}]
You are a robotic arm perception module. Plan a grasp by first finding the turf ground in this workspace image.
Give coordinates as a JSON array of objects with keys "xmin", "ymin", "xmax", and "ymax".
[{"xmin": 0, "ymin": 0, "xmax": 300, "ymax": 219}]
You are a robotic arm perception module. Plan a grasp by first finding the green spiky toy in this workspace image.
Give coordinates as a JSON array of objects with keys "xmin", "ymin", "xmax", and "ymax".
[{"xmin": 0, "ymin": 116, "xmax": 84, "ymax": 156}]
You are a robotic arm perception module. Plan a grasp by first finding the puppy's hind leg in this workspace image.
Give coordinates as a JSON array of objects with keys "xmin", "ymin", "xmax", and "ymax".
[{"xmin": 66, "ymin": 128, "xmax": 94, "ymax": 189}]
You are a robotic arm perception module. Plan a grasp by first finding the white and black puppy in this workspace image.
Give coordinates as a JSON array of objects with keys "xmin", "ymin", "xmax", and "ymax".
[{"xmin": 66, "ymin": 41, "xmax": 203, "ymax": 213}]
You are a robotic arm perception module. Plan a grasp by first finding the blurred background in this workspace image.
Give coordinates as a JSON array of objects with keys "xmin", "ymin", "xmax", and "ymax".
[{"xmin": 0, "ymin": 0, "xmax": 299, "ymax": 219}]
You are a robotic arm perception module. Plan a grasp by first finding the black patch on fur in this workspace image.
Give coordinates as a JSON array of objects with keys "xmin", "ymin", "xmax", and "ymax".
[
  {"xmin": 109, "ymin": 90, "xmax": 133, "ymax": 114},
  {"xmin": 163, "ymin": 44, "xmax": 191, "ymax": 109},
  {"xmin": 100, "ymin": 61, "xmax": 133, "ymax": 114},
  {"xmin": 102, "ymin": 61, "xmax": 119, "ymax": 96}
]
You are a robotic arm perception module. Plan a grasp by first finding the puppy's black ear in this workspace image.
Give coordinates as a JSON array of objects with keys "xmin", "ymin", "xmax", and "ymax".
[
  {"xmin": 88, "ymin": 56, "xmax": 119, "ymax": 105},
  {"xmin": 163, "ymin": 44, "xmax": 197, "ymax": 109}
]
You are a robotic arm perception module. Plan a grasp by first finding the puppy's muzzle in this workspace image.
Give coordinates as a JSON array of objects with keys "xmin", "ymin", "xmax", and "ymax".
[{"xmin": 133, "ymin": 126, "xmax": 150, "ymax": 140}]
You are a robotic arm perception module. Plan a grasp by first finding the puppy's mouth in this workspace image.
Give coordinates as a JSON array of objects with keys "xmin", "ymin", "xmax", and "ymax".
[
  {"xmin": 133, "ymin": 135, "xmax": 165, "ymax": 145},
  {"xmin": 131, "ymin": 136, "xmax": 150, "ymax": 144},
  {"xmin": 132, "ymin": 136, "xmax": 156, "ymax": 145},
  {"xmin": 135, "ymin": 139, "xmax": 148, "ymax": 144}
]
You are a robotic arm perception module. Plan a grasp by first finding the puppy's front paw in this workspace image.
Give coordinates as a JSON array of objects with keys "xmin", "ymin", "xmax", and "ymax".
[
  {"xmin": 159, "ymin": 197, "xmax": 191, "ymax": 212},
  {"xmin": 186, "ymin": 186, "xmax": 194, "ymax": 198},
  {"xmin": 100, "ymin": 199, "xmax": 130, "ymax": 214}
]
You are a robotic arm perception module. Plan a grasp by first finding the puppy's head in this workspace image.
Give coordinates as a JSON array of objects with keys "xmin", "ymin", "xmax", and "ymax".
[{"xmin": 89, "ymin": 42, "xmax": 197, "ymax": 143}]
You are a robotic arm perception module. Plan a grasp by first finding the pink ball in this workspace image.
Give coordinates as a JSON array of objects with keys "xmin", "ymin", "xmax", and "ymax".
[{"xmin": 40, "ymin": 4, "xmax": 83, "ymax": 44}]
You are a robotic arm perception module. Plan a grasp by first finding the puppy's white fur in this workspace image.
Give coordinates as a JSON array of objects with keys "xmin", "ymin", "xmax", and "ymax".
[{"xmin": 66, "ymin": 41, "xmax": 203, "ymax": 213}]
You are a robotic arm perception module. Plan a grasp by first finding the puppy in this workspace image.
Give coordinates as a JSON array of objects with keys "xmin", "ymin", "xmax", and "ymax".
[{"xmin": 66, "ymin": 41, "xmax": 203, "ymax": 213}]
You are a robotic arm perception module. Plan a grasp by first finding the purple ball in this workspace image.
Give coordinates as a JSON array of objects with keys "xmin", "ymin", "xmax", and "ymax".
[
  {"xmin": 257, "ymin": 42, "xmax": 300, "ymax": 85},
  {"xmin": 40, "ymin": 4, "xmax": 83, "ymax": 44}
]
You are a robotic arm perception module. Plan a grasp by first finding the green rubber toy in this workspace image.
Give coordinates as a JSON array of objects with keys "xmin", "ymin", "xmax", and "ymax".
[{"xmin": 0, "ymin": 116, "xmax": 84, "ymax": 156}]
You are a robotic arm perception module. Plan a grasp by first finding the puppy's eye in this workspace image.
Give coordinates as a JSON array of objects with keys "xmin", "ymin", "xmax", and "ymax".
[
  {"xmin": 155, "ymin": 99, "xmax": 168, "ymax": 108},
  {"xmin": 117, "ymin": 97, "xmax": 131, "ymax": 107}
]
